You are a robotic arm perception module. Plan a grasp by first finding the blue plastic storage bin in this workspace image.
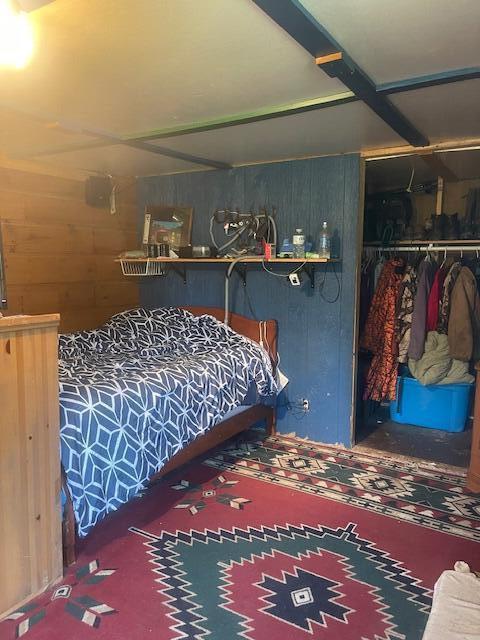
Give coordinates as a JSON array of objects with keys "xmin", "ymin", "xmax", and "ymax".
[{"xmin": 390, "ymin": 375, "xmax": 473, "ymax": 432}]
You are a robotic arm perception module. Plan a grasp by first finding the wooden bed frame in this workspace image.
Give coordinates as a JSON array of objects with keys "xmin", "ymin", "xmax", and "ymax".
[{"xmin": 62, "ymin": 306, "xmax": 277, "ymax": 566}]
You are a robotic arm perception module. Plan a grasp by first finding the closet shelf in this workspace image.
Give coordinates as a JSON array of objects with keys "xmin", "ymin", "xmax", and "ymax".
[
  {"xmin": 364, "ymin": 242, "xmax": 480, "ymax": 253},
  {"xmin": 364, "ymin": 239, "xmax": 480, "ymax": 247}
]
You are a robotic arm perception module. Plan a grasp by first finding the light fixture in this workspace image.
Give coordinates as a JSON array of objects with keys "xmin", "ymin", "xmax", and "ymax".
[
  {"xmin": 0, "ymin": 0, "xmax": 34, "ymax": 69},
  {"xmin": 365, "ymin": 153, "xmax": 413, "ymax": 162}
]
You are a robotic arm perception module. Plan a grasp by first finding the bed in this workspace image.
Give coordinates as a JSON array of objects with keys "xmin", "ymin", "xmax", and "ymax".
[{"xmin": 60, "ymin": 306, "xmax": 278, "ymax": 564}]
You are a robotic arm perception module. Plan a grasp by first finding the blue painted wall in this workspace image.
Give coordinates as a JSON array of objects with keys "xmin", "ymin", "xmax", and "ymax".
[{"xmin": 137, "ymin": 154, "xmax": 362, "ymax": 446}]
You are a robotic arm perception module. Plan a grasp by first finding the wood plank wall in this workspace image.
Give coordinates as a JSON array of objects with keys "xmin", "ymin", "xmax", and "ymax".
[{"xmin": 0, "ymin": 166, "xmax": 139, "ymax": 333}]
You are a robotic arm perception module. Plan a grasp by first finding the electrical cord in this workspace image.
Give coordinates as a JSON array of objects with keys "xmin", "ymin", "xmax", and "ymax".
[
  {"xmin": 318, "ymin": 262, "xmax": 341, "ymax": 303},
  {"xmin": 210, "ymin": 216, "xmax": 250, "ymax": 253},
  {"xmin": 260, "ymin": 255, "xmax": 341, "ymax": 306},
  {"xmin": 224, "ymin": 255, "xmax": 254, "ymax": 323},
  {"xmin": 261, "ymin": 259, "xmax": 306, "ymax": 277},
  {"xmin": 260, "ymin": 258, "xmax": 340, "ymax": 304},
  {"xmin": 211, "ymin": 210, "xmax": 277, "ymax": 256},
  {"xmin": 267, "ymin": 215, "xmax": 277, "ymax": 248}
]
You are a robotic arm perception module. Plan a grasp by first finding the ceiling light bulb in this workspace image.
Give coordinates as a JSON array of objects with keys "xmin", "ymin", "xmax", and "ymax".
[{"xmin": 0, "ymin": 0, "xmax": 34, "ymax": 69}]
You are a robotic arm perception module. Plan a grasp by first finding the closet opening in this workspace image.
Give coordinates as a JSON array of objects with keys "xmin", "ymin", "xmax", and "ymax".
[{"xmin": 355, "ymin": 148, "xmax": 480, "ymax": 469}]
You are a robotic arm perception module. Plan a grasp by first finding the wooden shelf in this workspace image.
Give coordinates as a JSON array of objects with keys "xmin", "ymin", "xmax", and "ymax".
[
  {"xmin": 117, "ymin": 255, "xmax": 340, "ymax": 287},
  {"xmin": 116, "ymin": 256, "xmax": 339, "ymax": 264}
]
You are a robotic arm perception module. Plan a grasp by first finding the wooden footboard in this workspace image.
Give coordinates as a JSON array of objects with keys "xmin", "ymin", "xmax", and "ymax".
[{"xmin": 62, "ymin": 307, "xmax": 278, "ymax": 566}]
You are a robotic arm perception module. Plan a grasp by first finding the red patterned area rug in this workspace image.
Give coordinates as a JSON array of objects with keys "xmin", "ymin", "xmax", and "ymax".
[{"xmin": 2, "ymin": 432, "xmax": 480, "ymax": 640}]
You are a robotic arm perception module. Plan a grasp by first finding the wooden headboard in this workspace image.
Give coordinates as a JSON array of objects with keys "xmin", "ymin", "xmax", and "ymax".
[{"xmin": 184, "ymin": 306, "xmax": 278, "ymax": 367}]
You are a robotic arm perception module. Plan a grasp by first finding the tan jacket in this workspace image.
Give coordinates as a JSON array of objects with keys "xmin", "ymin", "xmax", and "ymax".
[{"xmin": 448, "ymin": 267, "xmax": 480, "ymax": 362}]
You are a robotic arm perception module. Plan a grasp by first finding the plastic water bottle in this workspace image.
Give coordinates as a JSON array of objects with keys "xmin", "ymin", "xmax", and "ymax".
[
  {"xmin": 292, "ymin": 228, "xmax": 305, "ymax": 258},
  {"xmin": 319, "ymin": 221, "xmax": 331, "ymax": 259}
]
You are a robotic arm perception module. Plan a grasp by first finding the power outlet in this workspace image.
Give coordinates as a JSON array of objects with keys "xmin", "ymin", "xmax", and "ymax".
[
  {"xmin": 302, "ymin": 398, "xmax": 310, "ymax": 412},
  {"xmin": 288, "ymin": 273, "xmax": 301, "ymax": 286}
]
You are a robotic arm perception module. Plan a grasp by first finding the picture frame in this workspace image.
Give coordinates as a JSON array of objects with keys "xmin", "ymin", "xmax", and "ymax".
[{"xmin": 142, "ymin": 205, "xmax": 193, "ymax": 250}]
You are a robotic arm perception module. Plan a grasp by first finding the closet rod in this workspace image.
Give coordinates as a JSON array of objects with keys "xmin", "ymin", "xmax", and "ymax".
[{"xmin": 363, "ymin": 244, "xmax": 480, "ymax": 253}]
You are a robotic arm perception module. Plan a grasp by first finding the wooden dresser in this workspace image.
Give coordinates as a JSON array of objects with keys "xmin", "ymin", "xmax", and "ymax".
[{"xmin": 0, "ymin": 314, "xmax": 62, "ymax": 618}]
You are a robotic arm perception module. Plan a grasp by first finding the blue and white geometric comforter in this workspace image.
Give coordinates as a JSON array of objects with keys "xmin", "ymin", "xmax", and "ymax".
[{"xmin": 59, "ymin": 307, "xmax": 276, "ymax": 537}]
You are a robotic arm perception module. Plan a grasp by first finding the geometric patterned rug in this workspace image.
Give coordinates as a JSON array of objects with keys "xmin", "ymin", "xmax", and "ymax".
[
  {"xmin": 207, "ymin": 433, "xmax": 480, "ymax": 542},
  {"xmin": 1, "ymin": 432, "xmax": 479, "ymax": 640}
]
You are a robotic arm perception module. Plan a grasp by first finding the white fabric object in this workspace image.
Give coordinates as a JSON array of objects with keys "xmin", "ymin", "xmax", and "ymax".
[
  {"xmin": 422, "ymin": 563, "xmax": 480, "ymax": 640},
  {"xmin": 276, "ymin": 367, "xmax": 289, "ymax": 392}
]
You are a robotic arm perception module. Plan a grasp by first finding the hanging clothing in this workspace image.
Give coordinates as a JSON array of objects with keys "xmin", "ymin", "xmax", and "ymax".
[
  {"xmin": 448, "ymin": 266, "xmax": 480, "ymax": 362},
  {"xmin": 461, "ymin": 256, "xmax": 480, "ymax": 294},
  {"xmin": 426, "ymin": 267, "xmax": 446, "ymax": 332},
  {"xmin": 437, "ymin": 262, "xmax": 462, "ymax": 334},
  {"xmin": 408, "ymin": 259, "xmax": 437, "ymax": 360},
  {"xmin": 359, "ymin": 258, "xmax": 376, "ymax": 334},
  {"xmin": 374, "ymin": 257, "xmax": 385, "ymax": 291},
  {"xmin": 395, "ymin": 265, "xmax": 417, "ymax": 364},
  {"xmin": 360, "ymin": 258, "xmax": 405, "ymax": 401}
]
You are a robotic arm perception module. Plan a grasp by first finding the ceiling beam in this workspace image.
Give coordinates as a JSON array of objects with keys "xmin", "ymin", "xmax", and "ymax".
[
  {"xmin": 377, "ymin": 67, "xmax": 480, "ymax": 94},
  {"xmin": 253, "ymin": 0, "xmax": 343, "ymax": 58},
  {"xmin": 252, "ymin": 0, "xmax": 429, "ymax": 147},
  {"xmin": 125, "ymin": 92, "xmax": 356, "ymax": 141},
  {"xmin": 31, "ymin": 132, "xmax": 232, "ymax": 170},
  {"xmin": 124, "ymin": 139, "xmax": 231, "ymax": 170},
  {"xmin": 3, "ymin": 103, "xmax": 232, "ymax": 170},
  {"xmin": 316, "ymin": 52, "xmax": 429, "ymax": 146}
]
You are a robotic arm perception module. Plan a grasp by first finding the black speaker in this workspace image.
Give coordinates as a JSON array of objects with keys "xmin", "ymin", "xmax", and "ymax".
[{"xmin": 85, "ymin": 176, "xmax": 112, "ymax": 208}]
